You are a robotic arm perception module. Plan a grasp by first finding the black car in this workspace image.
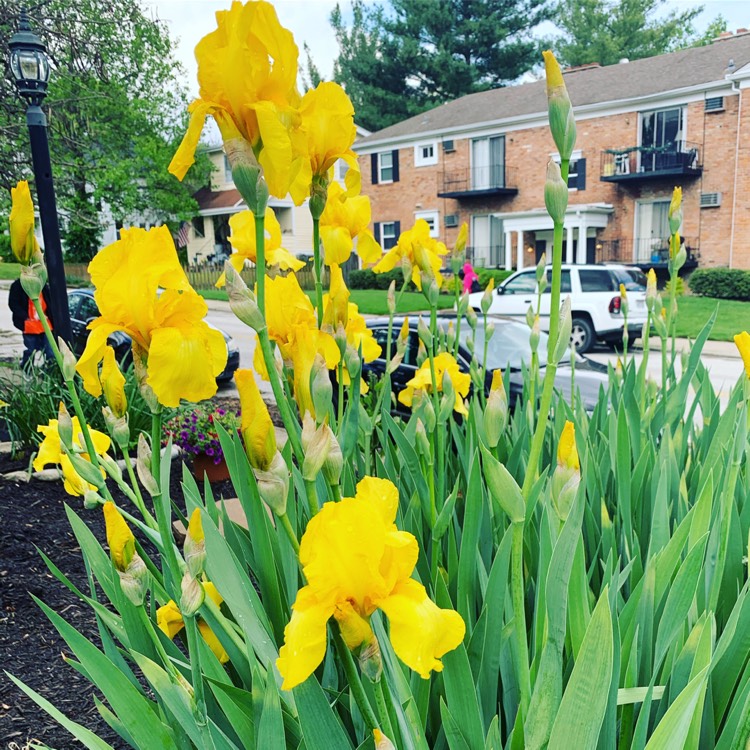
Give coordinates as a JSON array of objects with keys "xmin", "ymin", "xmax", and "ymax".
[
  {"xmin": 362, "ymin": 314, "xmax": 609, "ymax": 413},
  {"xmin": 67, "ymin": 289, "xmax": 240, "ymax": 383}
]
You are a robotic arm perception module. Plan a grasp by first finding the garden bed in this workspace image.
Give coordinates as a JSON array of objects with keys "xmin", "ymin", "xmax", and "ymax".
[{"xmin": 0, "ymin": 451, "xmax": 235, "ymax": 747}]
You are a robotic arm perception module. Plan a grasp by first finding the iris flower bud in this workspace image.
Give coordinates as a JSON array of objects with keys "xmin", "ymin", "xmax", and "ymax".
[
  {"xmin": 543, "ymin": 50, "xmax": 577, "ymax": 161},
  {"xmin": 484, "ymin": 370, "xmax": 508, "ymax": 448},
  {"xmin": 58, "ymin": 338, "xmax": 77, "ymax": 381},
  {"xmin": 224, "ymin": 262, "xmax": 265, "ymax": 331},
  {"xmin": 57, "ymin": 402, "xmax": 74, "ymax": 450},
  {"xmin": 417, "ymin": 317, "xmax": 432, "ymax": 349},
  {"xmin": 544, "ymin": 160, "xmax": 568, "ymax": 225},
  {"xmin": 387, "ymin": 280, "xmax": 396, "ymax": 315},
  {"xmin": 481, "ymin": 278, "xmax": 495, "ymax": 314},
  {"xmin": 20, "ymin": 261, "xmax": 47, "ymax": 300},
  {"xmin": 180, "ymin": 572, "xmax": 205, "ymax": 618},
  {"xmin": 255, "ymin": 451, "xmax": 289, "ymax": 516},
  {"xmin": 668, "ymin": 186, "xmax": 682, "ymax": 235},
  {"xmin": 184, "ymin": 508, "xmax": 206, "ymax": 579},
  {"xmin": 553, "ymin": 298, "xmax": 573, "ymax": 363},
  {"xmin": 646, "ymin": 269, "xmax": 658, "ymax": 313}
]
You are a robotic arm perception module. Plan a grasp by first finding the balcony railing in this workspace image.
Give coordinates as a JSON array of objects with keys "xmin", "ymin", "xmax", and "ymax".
[
  {"xmin": 600, "ymin": 141, "xmax": 702, "ymax": 183},
  {"xmin": 438, "ymin": 166, "xmax": 518, "ymax": 198},
  {"xmin": 597, "ymin": 236, "xmax": 700, "ymax": 267},
  {"xmin": 466, "ymin": 245, "xmax": 506, "ymax": 268}
]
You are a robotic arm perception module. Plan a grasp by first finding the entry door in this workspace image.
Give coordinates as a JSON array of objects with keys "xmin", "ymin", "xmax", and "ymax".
[
  {"xmin": 635, "ymin": 201, "xmax": 670, "ymax": 262},
  {"xmin": 472, "ymin": 136, "xmax": 505, "ymax": 189}
]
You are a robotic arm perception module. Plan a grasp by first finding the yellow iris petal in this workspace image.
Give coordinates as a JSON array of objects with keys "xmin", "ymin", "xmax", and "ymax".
[
  {"xmin": 735, "ymin": 331, "xmax": 750, "ymax": 378},
  {"xmin": 157, "ymin": 600, "xmax": 184, "ymax": 639},
  {"xmin": 9, "ymin": 180, "xmax": 39, "ymax": 264},
  {"xmin": 374, "ymin": 219, "xmax": 445, "ymax": 288},
  {"xmin": 103, "ymin": 502, "xmax": 135, "ymax": 572},
  {"xmin": 198, "ymin": 620, "xmax": 230, "ymax": 663},
  {"xmin": 235, "ymin": 368, "xmax": 276, "ymax": 470},
  {"xmin": 398, "ymin": 352, "xmax": 470, "ymax": 415},
  {"xmin": 558, "ymin": 420, "xmax": 580, "ymax": 471},
  {"xmin": 101, "ymin": 346, "xmax": 127, "ymax": 418},
  {"xmin": 377, "ymin": 578, "xmax": 465, "ymax": 679}
]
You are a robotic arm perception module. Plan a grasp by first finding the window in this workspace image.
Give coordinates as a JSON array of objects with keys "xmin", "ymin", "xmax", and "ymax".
[
  {"xmin": 192, "ymin": 216, "xmax": 205, "ymax": 238},
  {"xmin": 471, "ymin": 136, "xmax": 505, "ymax": 190},
  {"xmin": 552, "ymin": 150, "xmax": 586, "ymax": 191},
  {"xmin": 380, "ymin": 221, "xmax": 399, "ymax": 249},
  {"xmin": 67, "ymin": 293, "xmax": 83, "ymax": 318},
  {"xmin": 414, "ymin": 141, "xmax": 438, "ymax": 167},
  {"xmin": 414, "ymin": 210, "xmax": 439, "ymax": 238},
  {"xmin": 379, "ymin": 152, "xmax": 394, "ymax": 182},
  {"xmin": 223, "ymin": 154, "xmax": 233, "ymax": 183},
  {"xmin": 578, "ymin": 269, "xmax": 617, "ymax": 292},
  {"xmin": 336, "ymin": 159, "xmax": 350, "ymax": 183},
  {"xmin": 541, "ymin": 269, "xmax": 572, "ymax": 293},
  {"xmin": 77, "ymin": 295, "xmax": 100, "ymax": 321},
  {"xmin": 371, "ymin": 151, "xmax": 399, "ymax": 184},
  {"xmin": 640, "ymin": 107, "xmax": 685, "ymax": 172},
  {"xmin": 503, "ymin": 271, "xmax": 537, "ymax": 295}
]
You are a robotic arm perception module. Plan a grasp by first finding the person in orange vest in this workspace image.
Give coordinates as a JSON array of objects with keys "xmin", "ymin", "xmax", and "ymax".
[{"xmin": 9, "ymin": 278, "xmax": 55, "ymax": 367}]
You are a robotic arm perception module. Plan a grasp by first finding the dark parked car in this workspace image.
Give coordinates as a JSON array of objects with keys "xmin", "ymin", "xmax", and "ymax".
[
  {"xmin": 67, "ymin": 289, "xmax": 240, "ymax": 383},
  {"xmin": 361, "ymin": 314, "xmax": 608, "ymax": 413}
]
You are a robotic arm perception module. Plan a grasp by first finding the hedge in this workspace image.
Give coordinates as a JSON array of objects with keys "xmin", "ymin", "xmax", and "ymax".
[
  {"xmin": 689, "ymin": 268, "xmax": 750, "ymax": 301},
  {"xmin": 348, "ymin": 266, "xmax": 513, "ymax": 293}
]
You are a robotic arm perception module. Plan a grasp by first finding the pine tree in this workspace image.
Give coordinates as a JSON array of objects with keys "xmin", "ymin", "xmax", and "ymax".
[{"xmin": 331, "ymin": 0, "xmax": 552, "ymax": 132}]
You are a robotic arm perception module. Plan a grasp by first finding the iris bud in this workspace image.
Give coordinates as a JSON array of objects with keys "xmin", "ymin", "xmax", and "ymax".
[
  {"xmin": 553, "ymin": 298, "xmax": 572, "ymax": 363},
  {"xmin": 224, "ymin": 262, "xmax": 265, "ymax": 331},
  {"xmin": 58, "ymin": 338, "xmax": 77, "ymax": 381},
  {"xmin": 481, "ymin": 278, "xmax": 494, "ymax": 314},
  {"xmin": 20, "ymin": 260, "xmax": 47, "ymax": 300},
  {"xmin": 57, "ymin": 402, "xmax": 73, "ymax": 450},
  {"xmin": 387, "ymin": 280, "xmax": 396, "ymax": 315},
  {"xmin": 544, "ymin": 160, "xmax": 568, "ymax": 225},
  {"xmin": 136, "ymin": 433, "xmax": 160, "ymax": 497},
  {"xmin": 255, "ymin": 451, "xmax": 289, "ymax": 516},
  {"xmin": 180, "ymin": 572, "xmax": 205, "ymax": 618},
  {"xmin": 417, "ymin": 317, "xmax": 432, "ymax": 349}
]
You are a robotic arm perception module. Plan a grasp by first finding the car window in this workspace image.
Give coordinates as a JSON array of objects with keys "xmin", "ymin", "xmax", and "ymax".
[
  {"xmin": 370, "ymin": 326, "xmax": 419, "ymax": 367},
  {"xmin": 613, "ymin": 268, "xmax": 647, "ymax": 290},
  {"xmin": 541, "ymin": 269, "xmax": 571, "ymax": 293},
  {"xmin": 67, "ymin": 294, "xmax": 82, "ymax": 318},
  {"xmin": 77, "ymin": 295, "xmax": 100, "ymax": 321},
  {"xmin": 578, "ymin": 269, "xmax": 617, "ymax": 292},
  {"xmin": 503, "ymin": 272, "xmax": 537, "ymax": 294}
]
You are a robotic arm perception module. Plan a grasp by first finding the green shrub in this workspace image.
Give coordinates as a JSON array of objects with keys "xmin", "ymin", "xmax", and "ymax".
[
  {"xmin": 0, "ymin": 231, "xmax": 13, "ymax": 263},
  {"xmin": 348, "ymin": 267, "xmax": 413, "ymax": 290},
  {"xmin": 689, "ymin": 267, "xmax": 750, "ymax": 301},
  {"xmin": 477, "ymin": 268, "xmax": 513, "ymax": 288}
]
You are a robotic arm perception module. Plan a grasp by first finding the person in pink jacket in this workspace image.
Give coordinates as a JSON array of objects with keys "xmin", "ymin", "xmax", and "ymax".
[{"xmin": 461, "ymin": 262, "xmax": 479, "ymax": 295}]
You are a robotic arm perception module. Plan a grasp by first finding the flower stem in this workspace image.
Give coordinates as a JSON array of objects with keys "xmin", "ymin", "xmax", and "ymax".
[
  {"xmin": 151, "ymin": 410, "xmax": 163, "ymax": 490},
  {"xmin": 122, "ymin": 448, "xmax": 156, "ymax": 527},
  {"xmin": 312, "ymin": 216, "xmax": 324, "ymax": 328},
  {"xmin": 278, "ymin": 512, "xmax": 300, "ymax": 555},
  {"xmin": 373, "ymin": 678, "xmax": 395, "ymax": 740},
  {"xmin": 255, "ymin": 209, "xmax": 266, "ymax": 318},
  {"xmin": 183, "ymin": 615, "xmax": 207, "ymax": 720},
  {"xmin": 332, "ymin": 625, "xmax": 379, "ymax": 733}
]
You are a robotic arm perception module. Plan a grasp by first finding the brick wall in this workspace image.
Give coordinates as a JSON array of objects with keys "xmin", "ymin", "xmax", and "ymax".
[{"xmin": 359, "ymin": 91, "xmax": 750, "ymax": 269}]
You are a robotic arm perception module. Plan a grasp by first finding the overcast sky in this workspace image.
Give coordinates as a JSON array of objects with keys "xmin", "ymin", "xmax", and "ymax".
[{"xmin": 145, "ymin": 0, "xmax": 749, "ymax": 96}]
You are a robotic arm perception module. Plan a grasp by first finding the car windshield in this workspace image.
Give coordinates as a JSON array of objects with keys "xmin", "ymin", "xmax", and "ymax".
[
  {"xmin": 456, "ymin": 318, "xmax": 570, "ymax": 370},
  {"xmin": 612, "ymin": 268, "xmax": 647, "ymax": 290}
]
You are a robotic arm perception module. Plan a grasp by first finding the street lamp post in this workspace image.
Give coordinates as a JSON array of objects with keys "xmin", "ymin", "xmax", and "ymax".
[{"xmin": 9, "ymin": 10, "xmax": 71, "ymax": 343}]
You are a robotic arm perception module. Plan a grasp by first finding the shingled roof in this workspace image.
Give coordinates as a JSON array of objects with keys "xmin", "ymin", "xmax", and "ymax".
[{"xmin": 357, "ymin": 33, "xmax": 750, "ymax": 146}]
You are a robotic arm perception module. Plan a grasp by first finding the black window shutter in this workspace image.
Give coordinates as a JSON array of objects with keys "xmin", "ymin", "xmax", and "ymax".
[
  {"xmin": 374, "ymin": 222, "xmax": 381, "ymax": 244},
  {"xmin": 371, "ymin": 153, "xmax": 379, "ymax": 185},
  {"xmin": 392, "ymin": 150, "xmax": 400, "ymax": 182},
  {"xmin": 576, "ymin": 158, "xmax": 586, "ymax": 190},
  {"xmin": 394, "ymin": 220, "xmax": 401, "ymax": 238}
]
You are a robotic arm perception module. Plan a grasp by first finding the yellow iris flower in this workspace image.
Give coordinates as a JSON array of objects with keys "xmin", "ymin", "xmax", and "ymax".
[
  {"xmin": 398, "ymin": 352, "xmax": 471, "ymax": 416},
  {"xmin": 157, "ymin": 582, "xmax": 229, "ymax": 663},
  {"xmin": 76, "ymin": 226, "xmax": 227, "ymax": 408},
  {"xmin": 34, "ymin": 416, "xmax": 111, "ymax": 496},
  {"xmin": 735, "ymin": 331, "xmax": 750, "ymax": 378},
  {"xmin": 103, "ymin": 502, "xmax": 135, "ymax": 572},
  {"xmin": 216, "ymin": 208, "xmax": 304, "ymax": 287},
  {"xmin": 322, "ymin": 263, "xmax": 350, "ymax": 331},
  {"xmin": 9, "ymin": 180, "xmax": 40, "ymax": 265},
  {"xmin": 235, "ymin": 368, "xmax": 276, "ymax": 471},
  {"xmin": 374, "ymin": 219, "xmax": 447, "ymax": 289},
  {"xmin": 319, "ymin": 181, "xmax": 382, "ymax": 266},
  {"xmin": 168, "ymin": 0, "xmax": 302, "ymax": 199},
  {"xmin": 557, "ymin": 420, "xmax": 580, "ymax": 471},
  {"xmin": 253, "ymin": 274, "xmax": 339, "ymax": 417},
  {"xmin": 289, "ymin": 81, "xmax": 361, "ymax": 203},
  {"xmin": 276, "ymin": 477, "xmax": 465, "ymax": 690}
]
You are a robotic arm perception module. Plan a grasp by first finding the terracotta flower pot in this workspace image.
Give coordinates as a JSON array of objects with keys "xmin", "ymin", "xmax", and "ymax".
[{"xmin": 192, "ymin": 452, "xmax": 230, "ymax": 483}]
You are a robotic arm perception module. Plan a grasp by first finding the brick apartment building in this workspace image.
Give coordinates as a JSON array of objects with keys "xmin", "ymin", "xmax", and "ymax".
[{"xmin": 354, "ymin": 31, "xmax": 750, "ymax": 273}]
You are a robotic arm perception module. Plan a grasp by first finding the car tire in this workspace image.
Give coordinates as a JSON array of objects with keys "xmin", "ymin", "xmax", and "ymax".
[{"xmin": 570, "ymin": 316, "xmax": 595, "ymax": 354}]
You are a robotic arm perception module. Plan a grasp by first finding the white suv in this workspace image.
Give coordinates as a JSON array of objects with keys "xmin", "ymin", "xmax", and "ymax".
[{"xmin": 469, "ymin": 264, "xmax": 648, "ymax": 353}]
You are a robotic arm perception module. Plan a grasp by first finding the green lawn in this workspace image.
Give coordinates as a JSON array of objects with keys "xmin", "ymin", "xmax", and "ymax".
[
  {"xmin": 0, "ymin": 262, "xmax": 20, "ymax": 280},
  {"xmin": 674, "ymin": 296, "xmax": 750, "ymax": 341},
  {"xmin": 199, "ymin": 287, "xmax": 454, "ymax": 315}
]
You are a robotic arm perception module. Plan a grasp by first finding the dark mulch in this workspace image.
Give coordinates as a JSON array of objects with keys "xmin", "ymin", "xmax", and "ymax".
[{"xmin": 0, "ymin": 452, "xmax": 235, "ymax": 748}]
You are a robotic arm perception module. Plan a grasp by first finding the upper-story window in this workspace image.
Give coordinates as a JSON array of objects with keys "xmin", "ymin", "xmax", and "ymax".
[
  {"xmin": 640, "ymin": 106, "xmax": 685, "ymax": 171},
  {"xmin": 376, "ymin": 220, "xmax": 400, "ymax": 249},
  {"xmin": 414, "ymin": 141, "xmax": 438, "ymax": 167},
  {"xmin": 552, "ymin": 150, "xmax": 586, "ymax": 191},
  {"xmin": 471, "ymin": 135, "xmax": 505, "ymax": 190},
  {"xmin": 223, "ymin": 154, "xmax": 234, "ymax": 184},
  {"xmin": 371, "ymin": 151, "xmax": 400, "ymax": 185},
  {"xmin": 414, "ymin": 210, "xmax": 439, "ymax": 238}
]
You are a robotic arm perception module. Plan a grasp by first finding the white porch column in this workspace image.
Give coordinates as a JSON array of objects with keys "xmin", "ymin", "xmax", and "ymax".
[
  {"xmin": 577, "ymin": 222, "xmax": 587, "ymax": 264},
  {"xmin": 504, "ymin": 230, "xmax": 512, "ymax": 270},
  {"xmin": 566, "ymin": 225, "xmax": 574, "ymax": 264},
  {"xmin": 516, "ymin": 230, "xmax": 524, "ymax": 269}
]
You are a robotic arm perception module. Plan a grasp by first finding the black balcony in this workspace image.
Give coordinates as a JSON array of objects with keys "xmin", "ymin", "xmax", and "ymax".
[
  {"xmin": 600, "ymin": 141, "xmax": 702, "ymax": 183},
  {"xmin": 438, "ymin": 166, "xmax": 518, "ymax": 198},
  {"xmin": 596, "ymin": 236, "xmax": 700, "ymax": 269}
]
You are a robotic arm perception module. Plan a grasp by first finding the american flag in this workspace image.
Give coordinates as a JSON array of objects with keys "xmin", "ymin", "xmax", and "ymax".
[{"xmin": 176, "ymin": 221, "xmax": 190, "ymax": 248}]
